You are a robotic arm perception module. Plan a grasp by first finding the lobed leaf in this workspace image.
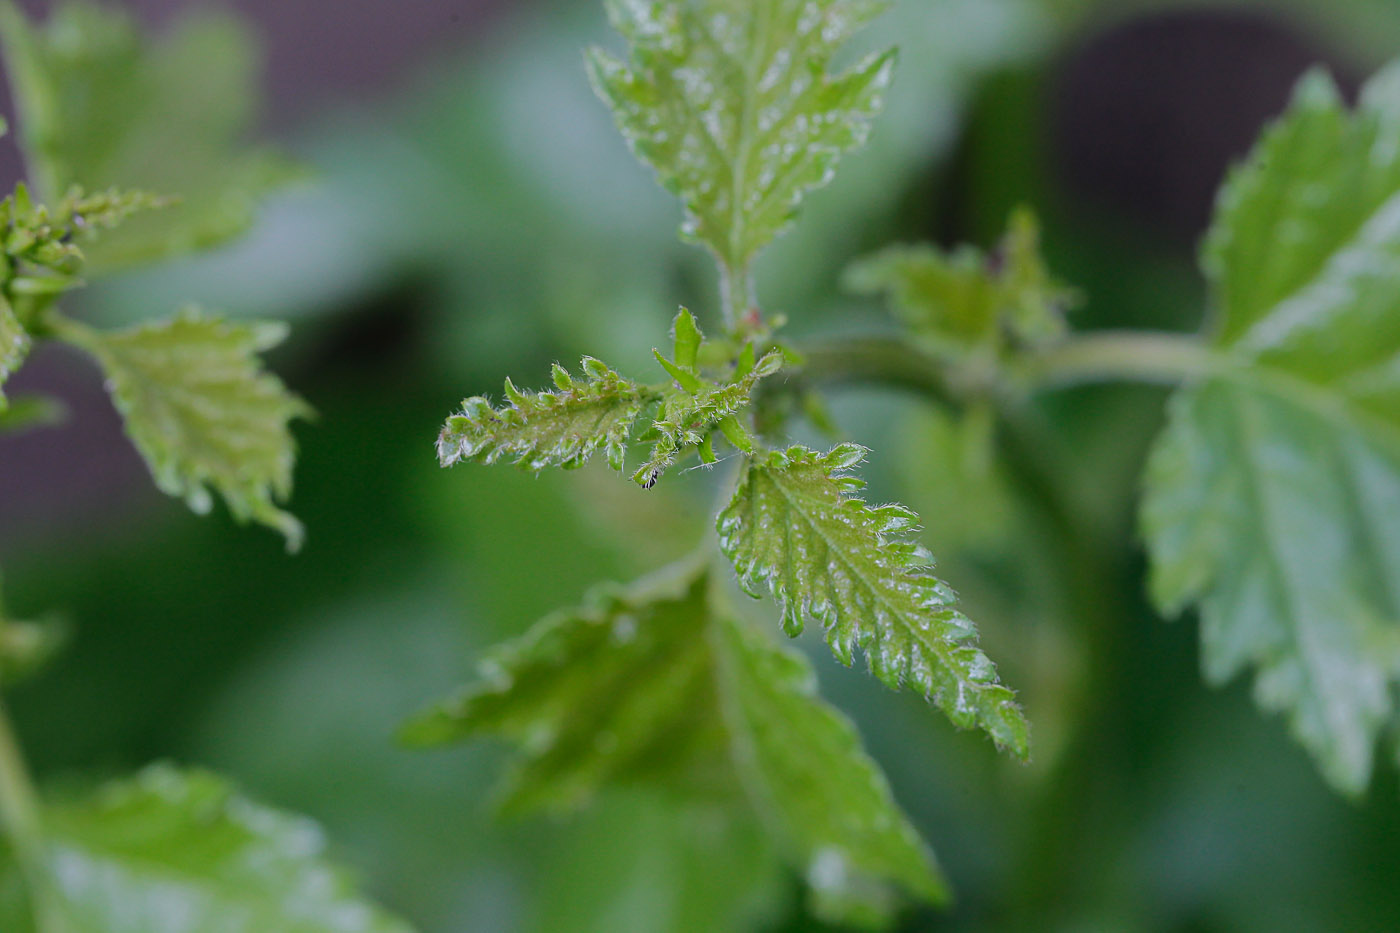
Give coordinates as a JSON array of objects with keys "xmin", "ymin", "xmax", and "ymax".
[
  {"xmin": 0, "ymin": 765, "xmax": 414, "ymax": 932},
  {"xmin": 1142, "ymin": 62, "xmax": 1400, "ymax": 794},
  {"xmin": 588, "ymin": 0, "xmax": 896, "ymax": 275},
  {"xmin": 718, "ymin": 443, "xmax": 1029, "ymax": 757},
  {"xmin": 54, "ymin": 309, "xmax": 311, "ymax": 552},
  {"xmin": 437, "ymin": 358, "xmax": 656, "ymax": 474},
  {"xmin": 0, "ymin": 0, "xmax": 299, "ymax": 270},
  {"xmin": 404, "ymin": 564, "xmax": 946, "ymax": 924}
]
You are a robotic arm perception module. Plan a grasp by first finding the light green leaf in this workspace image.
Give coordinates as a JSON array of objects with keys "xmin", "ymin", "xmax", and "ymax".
[
  {"xmin": 403, "ymin": 564, "xmax": 946, "ymax": 924},
  {"xmin": 636, "ymin": 334, "xmax": 782, "ymax": 488},
  {"xmin": 588, "ymin": 0, "xmax": 896, "ymax": 276},
  {"xmin": 0, "ymin": 296, "xmax": 29, "ymax": 411},
  {"xmin": 845, "ymin": 207, "xmax": 1075, "ymax": 357},
  {"xmin": 0, "ymin": 1, "xmax": 298, "ymax": 270},
  {"xmin": 437, "ymin": 357, "xmax": 656, "ymax": 474},
  {"xmin": 718, "ymin": 443, "xmax": 1029, "ymax": 757},
  {"xmin": 53, "ymin": 309, "xmax": 310, "ymax": 551},
  {"xmin": 1142, "ymin": 63, "xmax": 1400, "ymax": 794},
  {"xmin": 0, "ymin": 765, "xmax": 414, "ymax": 933}
]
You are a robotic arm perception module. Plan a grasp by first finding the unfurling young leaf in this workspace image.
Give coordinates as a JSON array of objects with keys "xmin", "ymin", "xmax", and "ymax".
[
  {"xmin": 587, "ymin": 0, "xmax": 896, "ymax": 304},
  {"xmin": 0, "ymin": 0, "xmax": 299, "ymax": 270},
  {"xmin": 0, "ymin": 765, "xmax": 414, "ymax": 933},
  {"xmin": 404, "ymin": 564, "xmax": 947, "ymax": 925},
  {"xmin": 52, "ymin": 309, "xmax": 311, "ymax": 552},
  {"xmin": 438, "ymin": 358, "xmax": 656, "ymax": 474},
  {"xmin": 718, "ymin": 443, "xmax": 1029, "ymax": 757},
  {"xmin": 1142, "ymin": 63, "xmax": 1400, "ymax": 795},
  {"xmin": 845, "ymin": 207, "xmax": 1077, "ymax": 358}
]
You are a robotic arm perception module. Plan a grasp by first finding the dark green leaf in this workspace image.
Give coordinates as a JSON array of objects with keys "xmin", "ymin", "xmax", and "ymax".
[{"xmin": 404, "ymin": 564, "xmax": 946, "ymax": 924}]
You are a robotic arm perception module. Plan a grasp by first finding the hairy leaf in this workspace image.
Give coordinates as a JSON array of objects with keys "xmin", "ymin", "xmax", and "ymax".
[
  {"xmin": 637, "ymin": 313, "xmax": 783, "ymax": 487},
  {"xmin": 54, "ymin": 309, "xmax": 311, "ymax": 551},
  {"xmin": 437, "ymin": 358, "xmax": 656, "ymax": 474},
  {"xmin": 0, "ymin": 0, "xmax": 298, "ymax": 270},
  {"xmin": 404, "ymin": 565, "xmax": 946, "ymax": 924},
  {"xmin": 1142, "ymin": 63, "xmax": 1400, "ymax": 794},
  {"xmin": 845, "ymin": 208, "xmax": 1075, "ymax": 356},
  {"xmin": 588, "ymin": 0, "xmax": 896, "ymax": 275},
  {"xmin": 718, "ymin": 443, "xmax": 1029, "ymax": 757},
  {"xmin": 0, "ymin": 765, "xmax": 414, "ymax": 932}
]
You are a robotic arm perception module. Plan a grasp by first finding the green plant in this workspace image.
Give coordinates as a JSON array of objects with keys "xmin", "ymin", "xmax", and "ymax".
[
  {"xmin": 413, "ymin": 0, "xmax": 1400, "ymax": 926},
  {"xmin": 0, "ymin": 3, "xmax": 410, "ymax": 929}
]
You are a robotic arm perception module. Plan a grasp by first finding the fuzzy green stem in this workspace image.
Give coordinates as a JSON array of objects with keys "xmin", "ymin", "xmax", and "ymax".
[
  {"xmin": 719, "ymin": 261, "xmax": 754, "ymax": 334},
  {"xmin": 799, "ymin": 330, "xmax": 1214, "ymax": 401}
]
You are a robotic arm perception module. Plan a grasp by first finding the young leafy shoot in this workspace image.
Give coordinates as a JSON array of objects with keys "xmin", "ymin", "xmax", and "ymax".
[
  {"xmin": 51, "ymin": 309, "xmax": 312, "ymax": 552},
  {"xmin": 0, "ymin": 0, "xmax": 299, "ymax": 270},
  {"xmin": 438, "ymin": 309, "xmax": 782, "ymax": 487},
  {"xmin": 438, "ymin": 357, "xmax": 657, "ymax": 474},
  {"xmin": 0, "ymin": 765, "xmax": 414, "ymax": 933},
  {"xmin": 846, "ymin": 208, "xmax": 1077, "ymax": 359},
  {"xmin": 587, "ymin": 0, "xmax": 896, "ymax": 318},
  {"xmin": 404, "ymin": 565, "xmax": 947, "ymax": 925},
  {"xmin": 638, "ymin": 308, "xmax": 783, "ymax": 487},
  {"xmin": 719, "ymin": 444, "xmax": 1029, "ymax": 757},
  {"xmin": 1142, "ymin": 63, "xmax": 1400, "ymax": 795}
]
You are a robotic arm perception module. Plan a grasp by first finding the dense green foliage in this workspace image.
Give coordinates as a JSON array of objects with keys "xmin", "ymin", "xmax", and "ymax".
[{"xmin": 4, "ymin": 0, "xmax": 1400, "ymax": 929}]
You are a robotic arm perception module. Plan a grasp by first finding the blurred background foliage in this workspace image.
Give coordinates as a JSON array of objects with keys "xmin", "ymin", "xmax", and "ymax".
[{"xmin": 3, "ymin": 0, "xmax": 1400, "ymax": 930}]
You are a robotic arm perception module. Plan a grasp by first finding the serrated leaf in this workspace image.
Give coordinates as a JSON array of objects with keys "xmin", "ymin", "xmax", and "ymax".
[
  {"xmin": 845, "ymin": 207, "xmax": 1075, "ymax": 357},
  {"xmin": 53, "ymin": 309, "xmax": 310, "ymax": 551},
  {"xmin": 0, "ymin": 1, "xmax": 298, "ymax": 270},
  {"xmin": 718, "ymin": 443, "xmax": 1029, "ymax": 757},
  {"xmin": 438, "ymin": 358, "xmax": 656, "ymax": 474},
  {"xmin": 1142, "ymin": 62, "xmax": 1400, "ymax": 795},
  {"xmin": 0, "ymin": 296, "xmax": 29, "ymax": 411},
  {"xmin": 0, "ymin": 764, "xmax": 414, "ymax": 933},
  {"xmin": 588, "ymin": 0, "xmax": 896, "ymax": 275},
  {"xmin": 404, "ymin": 564, "xmax": 946, "ymax": 924}
]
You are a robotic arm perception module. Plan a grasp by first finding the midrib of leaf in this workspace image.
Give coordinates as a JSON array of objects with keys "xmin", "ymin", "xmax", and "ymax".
[{"xmin": 757, "ymin": 464, "xmax": 965, "ymax": 683}]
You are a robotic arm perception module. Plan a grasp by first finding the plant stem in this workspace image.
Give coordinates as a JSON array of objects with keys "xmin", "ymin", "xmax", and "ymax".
[
  {"xmin": 719, "ymin": 261, "xmax": 753, "ymax": 334},
  {"xmin": 1014, "ymin": 330, "xmax": 1215, "ymax": 388},
  {"xmin": 0, "ymin": 696, "xmax": 61, "ymax": 933},
  {"xmin": 799, "ymin": 330, "xmax": 1214, "ymax": 401}
]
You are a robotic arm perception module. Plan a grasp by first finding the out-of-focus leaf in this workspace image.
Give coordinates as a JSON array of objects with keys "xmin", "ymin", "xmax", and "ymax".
[
  {"xmin": 1142, "ymin": 63, "xmax": 1400, "ymax": 795},
  {"xmin": 845, "ymin": 208, "xmax": 1076, "ymax": 358},
  {"xmin": 52, "ymin": 309, "xmax": 311, "ymax": 551},
  {"xmin": 718, "ymin": 443, "xmax": 1029, "ymax": 757},
  {"xmin": 0, "ymin": 0, "xmax": 298, "ymax": 270},
  {"xmin": 587, "ymin": 0, "xmax": 895, "ymax": 280},
  {"xmin": 404, "ymin": 564, "xmax": 946, "ymax": 925},
  {"xmin": 0, "ymin": 765, "xmax": 415, "ymax": 933},
  {"xmin": 0, "ymin": 296, "xmax": 29, "ymax": 411}
]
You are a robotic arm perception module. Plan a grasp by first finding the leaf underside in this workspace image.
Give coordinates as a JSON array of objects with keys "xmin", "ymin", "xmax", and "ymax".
[
  {"xmin": 718, "ymin": 444, "xmax": 1029, "ymax": 758},
  {"xmin": 404, "ymin": 566, "xmax": 946, "ymax": 925},
  {"xmin": 1142, "ymin": 63, "xmax": 1400, "ymax": 794}
]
